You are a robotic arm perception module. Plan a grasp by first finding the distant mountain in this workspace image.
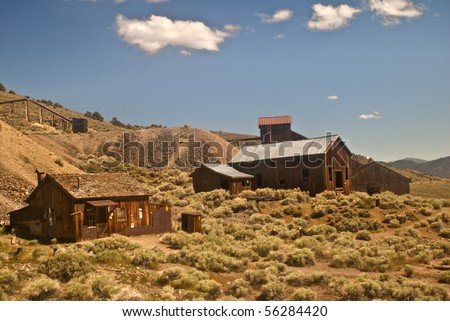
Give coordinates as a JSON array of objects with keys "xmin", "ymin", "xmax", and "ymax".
[{"xmin": 389, "ymin": 156, "xmax": 450, "ymax": 178}]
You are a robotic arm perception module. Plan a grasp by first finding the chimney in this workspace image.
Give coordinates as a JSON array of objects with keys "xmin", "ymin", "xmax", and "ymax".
[
  {"xmin": 35, "ymin": 169, "xmax": 45, "ymax": 185},
  {"xmin": 77, "ymin": 177, "xmax": 81, "ymax": 190}
]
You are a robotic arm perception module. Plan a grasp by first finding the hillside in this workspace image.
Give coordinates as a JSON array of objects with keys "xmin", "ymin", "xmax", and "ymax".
[
  {"xmin": 0, "ymin": 119, "xmax": 83, "ymax": 221},
  {"xmin": 389, "ymin": 157, "xmax": 450, "ymax": 178}
]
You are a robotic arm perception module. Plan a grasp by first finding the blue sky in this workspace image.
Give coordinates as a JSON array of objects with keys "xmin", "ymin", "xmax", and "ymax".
[{"xmin": 0, "ymin": 0, "xmax": 449, "ymax": 161}]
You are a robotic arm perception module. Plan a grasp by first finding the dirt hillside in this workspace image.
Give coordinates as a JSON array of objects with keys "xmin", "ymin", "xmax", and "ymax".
[{"xmin": 0, "ymin": 119, "xmax": 83, "ymax": 220}]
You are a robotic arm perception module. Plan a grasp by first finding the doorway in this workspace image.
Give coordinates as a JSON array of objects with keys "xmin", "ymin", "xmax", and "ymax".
[{"xmin": 335, "ymin": 171, "xmax": 344, "ymax": 189}]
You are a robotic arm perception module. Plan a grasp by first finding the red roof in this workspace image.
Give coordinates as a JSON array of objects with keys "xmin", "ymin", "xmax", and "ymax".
[{"xmin": 258, "ymin": 116, "xmax": 292, "ymax": 126}]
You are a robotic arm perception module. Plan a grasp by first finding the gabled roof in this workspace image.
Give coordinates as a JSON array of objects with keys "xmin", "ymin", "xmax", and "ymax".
[
  {"xmin": 201, "ymin": 164, "xmax": 254, "ymax": 179},
  {"xmin": 353, "ymin": 161, "xmax": 411, "ymax": 182},
  {"xmin": 230, "ymin": 135, "xmax": 348, "ymax": 163},
  {"xmin": 258, "ymin": 116, "xmax": 292, "ymax": 126},
  {"xmin": 27, "ymin": 173, "xmax": 151, "ymax": 202}
]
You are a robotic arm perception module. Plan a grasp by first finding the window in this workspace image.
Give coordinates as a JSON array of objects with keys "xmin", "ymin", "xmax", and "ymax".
[
  {"xmin": 46, "ymin": 208, "xmax": 55, "ymax": 227},
  {"xmin": 242, "ymin": 180, "xmax": 251, "ymax": 187},
  {"xmin": 328, "ymin": 167, "xmax": 333, "ymax": 182},
  {"xmin": 116, "ymin": 208, "xmax": 126, "ymax": 222},
  {"xmin": 302, "ymin": 169, "xmax": 310, "ymax": 182},
  {"xmin": 86, "ymin": 209, "xmax": 95, "ymax": 227},
  {"xmin": 139, "ymin": 208, "xmax": 143, "ymax": 219},
  {"xmin": 345, "ymin": 167, "xmax": 349, "ymax": 180}
]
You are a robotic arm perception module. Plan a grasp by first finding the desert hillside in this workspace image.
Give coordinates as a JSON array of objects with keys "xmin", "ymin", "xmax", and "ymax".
[{"xmin": 0, "ymin": 119, "xmax": 83, "ymax": 220}]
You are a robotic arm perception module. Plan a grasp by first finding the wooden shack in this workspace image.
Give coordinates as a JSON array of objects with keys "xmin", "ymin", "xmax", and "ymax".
[
  {"xmin": 351, "ymin": 160, "xmax": 411, "ymax": 195},
  {"xmin": 9, "ymin": 172, "xmax": 171, "ymax": 242},
  {"xmin": 190, "ymin": 164, "xmax": 254, "ymax": 195},
  {"xmin": 72, "ymin": 118, "xmax": 88, "ymax": 133},
  {"xmin": 258, "ymin": 116, "xmax": 307, "ymax": 144},
  {"xmin": 181, "ymin": 213, "xmax": 202, "ymax": 233},
  {"xmin": 230, "ymin": 135, "xmax": 352, "ymax": 196}
]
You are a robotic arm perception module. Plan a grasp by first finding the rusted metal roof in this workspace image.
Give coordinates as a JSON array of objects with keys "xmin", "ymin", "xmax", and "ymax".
[
  {"xmin": 203, "ymin": 164, "xmax": 254, "ymax": 179},
  {"xmin": 231, "ymin": 135, "xmax": 345, "ymax": 163},
  {"xmin": 28, "ymin": 173, "xmax": 152, "ymax": 201},
  {"xmin": 87, "ymin": 200, "xmax": 118, "ymax": 207},
  {"xmin": 258, "ymin": 116, "xmax": 292, "ymax": 126}
]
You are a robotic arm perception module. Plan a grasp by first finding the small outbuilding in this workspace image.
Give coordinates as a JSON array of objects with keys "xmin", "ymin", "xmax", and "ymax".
[
  {"xmin": 181, "ymin": 212, "xmax": 202, "ymax": 234},
  {"xmin": 351, "ymin": 160, "xmax": 411, "ymax": 195},
  {"xmin": 190, "ymin": 163, "xmax": 254, "ymax": 195},
  {"xmin": 9, "ymin": 172, "xmax": 172, "ymax": 242}
]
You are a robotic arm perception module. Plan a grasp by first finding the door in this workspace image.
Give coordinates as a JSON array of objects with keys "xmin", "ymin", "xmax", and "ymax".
[{"xmin": 220, "ymin": 179, "xmax": 229, "ymax": 190}]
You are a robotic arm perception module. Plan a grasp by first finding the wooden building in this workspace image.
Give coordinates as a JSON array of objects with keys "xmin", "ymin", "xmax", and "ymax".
[
  {"xmin": 72, "ymin": 118, "xmax": 88, "ymax": 133},
  {"xmin": 181, "ymin": 213, "xmax": 202, "ymax": 233},
  {"xmin": 190, "ymin": 163, "xmax": 254, "ymax": 195},
  {"xmin": 230, "ymin": 135, "xmax": 352, "ymax": 196},
  {"xmin": 351, "ymin": 159, "xmax": 411, "ymax": 195},
  {"xmin": 9, "ymin": 172, "xmax": 171, "ymax": 242},
  {"xmin": 258, "ymin": 116, "xmax": 307, "ymax": 144}
]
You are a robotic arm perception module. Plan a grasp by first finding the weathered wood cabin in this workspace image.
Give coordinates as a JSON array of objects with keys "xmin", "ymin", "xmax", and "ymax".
[
  {"xmin": 351, "ymin": 159, "xmax": 411, "ymax": 195},
  {"xmin": 190, "ymin": 164, "xmax": 254, "ymax": 195},
  {"xmin": 9, "ymin": 172, "xmax": 171, "ymax": 242},
  {"xmin": 259, "ymin": 116, "xmax": 307, "ymax": 144},
  {"xmin": 230, "ymin": 135, "xmax": 352, "ymax": 195}
]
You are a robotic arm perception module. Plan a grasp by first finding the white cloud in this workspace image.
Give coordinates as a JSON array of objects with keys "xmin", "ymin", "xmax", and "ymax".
[
  {"xmin": 259, "ymin": 9, "xmax": 294, "ymax": 24},
  {"xmin": 114, "ymin": 0, "xmax": 126, "ymax": 4},
  {"xmin": 327, "ymin": 95, "xmax": 339, "ymax": 100},
  {"xmin": 224, "ymin": 24, "xmax": 241, "ymax": 33},
  {"xmin": 358, "ymin": 111, "xmax": 381, "ymax": 119},
  {"xmin": 146, "ymin": 0, "xmax": 169, "ymax": 3},
  {"xmin": 115, "ymin": 15, "xmax": 234, "ymax": 55},
  {"xmin": 274, "ymin": 34, "xmax": 286, "ymax": 39},
  {"xmin": 307, "ymin": 4, "xmax": 361, "ymax": 31},
  {"xmin": 179, "ymin": 50, "xmax": 191, "ymax": 56},
  {"xmin": 369, "ymin": 0, "xmax": 425, "ymax": 26}
]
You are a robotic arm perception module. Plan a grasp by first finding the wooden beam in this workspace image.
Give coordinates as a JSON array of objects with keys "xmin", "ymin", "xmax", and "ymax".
[
  {"xmin": 25, "ymin": 100, "xmax": 29, "ymax": 122},
  {"xmin": 39, "ymin": 107, "xmax": 43, "ymax": 124},
  {"xmin": 29, "ymin": 99, "xmax": 72, "ymax": 123},
  {"xmin": 0, "ymin": 98, "xmax": 27, "ymax": 106}
]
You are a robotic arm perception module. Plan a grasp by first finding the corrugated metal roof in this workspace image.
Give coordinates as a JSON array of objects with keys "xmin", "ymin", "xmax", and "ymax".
[
  {"xmin": 230, "ymin": 135, "xmax": 341, "ymax": 163},
  {"xmin": 204, "ymin": 164, "xmax": 254, "ymax": 179},
  {"xmin": 258, "ymin": 116, "xmax": 292, "ymax": 126}
]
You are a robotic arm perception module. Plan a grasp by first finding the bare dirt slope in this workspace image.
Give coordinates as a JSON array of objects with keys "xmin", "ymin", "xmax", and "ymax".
[
  {"xmin": 0, "ymin": 119, "xmax": 83, "ymax": 220},
  {"xmin": 29, "ymin": 127, "xmax": 238, "ymax": 170}
]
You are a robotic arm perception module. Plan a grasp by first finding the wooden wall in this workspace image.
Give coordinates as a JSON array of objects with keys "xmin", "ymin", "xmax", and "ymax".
[
  {"xmin": 28, "ymin": 178, "xmax": 76, "ymax": 241},
  {"xmin": 191, "ymin": 166, "xmax": 251, "ymax": 195},
  {"xmin": 352, "ymin": 162, "xmax": 410, "ymax": 195},
  {"xmin": 324, "ymin": 139, "xmax": 352, "ymax": 195}
]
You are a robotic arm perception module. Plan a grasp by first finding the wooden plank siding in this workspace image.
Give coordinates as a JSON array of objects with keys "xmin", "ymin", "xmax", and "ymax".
[
  {"xmin": 191, "ymin": 166, "xmax": 252, "ymax": 195},
  {"xmin": 352, "ymin": 162, "xmax": 410, "ymax": 195}
]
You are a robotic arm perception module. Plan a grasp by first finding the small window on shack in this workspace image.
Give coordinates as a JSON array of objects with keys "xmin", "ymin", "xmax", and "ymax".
[
  {"xmin": 328, "ymin": 167, "xmax": 333, "ymax": 182},
  {"xmin": 86, "ymin": 209, "xmax": 96, "ymax": 227},
  {"xmin": 242, "ymin": 180, "xmax": 251, "ymax": 187},
  {"xmin": 302, "ymin": 169, "xmax": 310, "ymax": 183},
  {"xmin": 116, "ymin": 208, "xmax": 127, "ymax": 222}
]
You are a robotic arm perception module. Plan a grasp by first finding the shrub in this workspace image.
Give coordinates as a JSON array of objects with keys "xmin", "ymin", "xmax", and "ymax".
[
  {"xmin": 65, "ymin": 281, "xmax": 94, "ymax": 300},
  {"xmin": 251, "ymin": 236, "xmax": 282, "ymax": 257},
  {"xmin": 88, "ymin": 234, "xmax": 141, "ymax": 253},
  {"xmin": 257, "ymin": 282, "xmax": 286, "ymax": 301},
  {"xmin": 438, "ymin": 271, "xmax": 450, "ymax": 284},
  {"xmin": 311, "ymin": 204, "xmax": 338, "ymax": 218},
  {"xmin": 0, "ymin": 83, "xmax": 6, "ymax": 92},
  {"xmin": 38, "ymin": 251, "xmax": 94, "ymax": 282},
  {"xmin": 356, "ymin": 230, "xmax": 372, "ymax": 241},
  {"xmin": 226, "ymin": 279, "xmax": 250, "ymax": 298},
  {"xmin": 113, "ymin": 286, "xmax": 143, "ymax": 301},
  {"xmin": 291, "ymin": 288, "xmax": 317, "ymax": 301},
  {"xmin": 244, "ymin": 269, "xmax": 276, "ymax": 289},
  {"xmin": 175, "ymin": 247, "xmax": 245, "ymax": 272},
  {"xmin": 197, "ymin": 279, "xmax": 222, "ymax": 300},
  {"xmin": 359, "ymin": 256, "xmax": 390, "ymax": 273},
  {"xmin": 230, "ymin": 197, "xmax": 258, "ymax": 214},
  {"xmin": 90, "ymin": 275, "xmax": 116, "ymax": 299},
  {"xmin": 131, "ymin": 247, "xmax": 166, "ymax": 269},
  {"xmin": 404, "ymin": 265, "xmax": 415, "ymax": 278},
  {"xmin": 0, "ymin": 269, "xmax": 17, "ymax": 290},
  {"xmin": 95, "ymin": 250, "xmax": 124, "ymax": 264},
  {"xmin": 285, "ymin": 273, "xmax": 331, "ymax": 287},
  {"xmin": 329, "ymin": 249, "xmax": 361, "ymax": 269},
  {"xmin": 438, "ymin": 228, "xmax": 450, "ymax": 238},
  {"xmin": 420, "ymin": 208, "xmax": 433, "ymax": 217},
  {"xmin": 23, "ymin": 277, "xmax": 61, "ymax": 300},
  {"xmin": 294, "ymin": 236, "xmax": 328, "ymax": 258},
  {"xmin": 0, "ymin": 288, "xmax": 6, "ymax": 300},
  {"xmin": 157, "ymin": 267, "xmax": 184, "ymax": 285},
  {"xmin": 286, "ymin": 248, "xmax": 315, "ymax": 267}
]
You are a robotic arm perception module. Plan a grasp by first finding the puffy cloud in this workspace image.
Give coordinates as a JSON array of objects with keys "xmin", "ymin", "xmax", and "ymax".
[
  {"xmin": 224, "ymin": 24, "xmax": 241, "ymax": 33},
  {"xmin": 115, "ymin": 15, "xmax": 235, "ymax": 55},
  {"xmin": 274, "ymin": 34, "xmax": 286, "ymax": 40},
  {"xmin": 358, "ymin": 111, "xmax": 381, "ymax": 120},
  {"xmin": 327, "ymin": 95, "xmax": 339, "ymax": 100},
  {"xmin": 146, "ymin": 0, "xmax": 169, "ymax": 3},
  {"xmin": 114, "ymin": 0, "xmax": 126, "ymax": 3},
  {"xmin": 307, "ymin": 4, "xmax": 361, "ymax": 31},
  {"xmin": 259, "ymin": 9, "xmax": 294, "ymax": 24},
  {"xmin": 369, "ymin": 0, "xmax": 425, "ymax": 26}
]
